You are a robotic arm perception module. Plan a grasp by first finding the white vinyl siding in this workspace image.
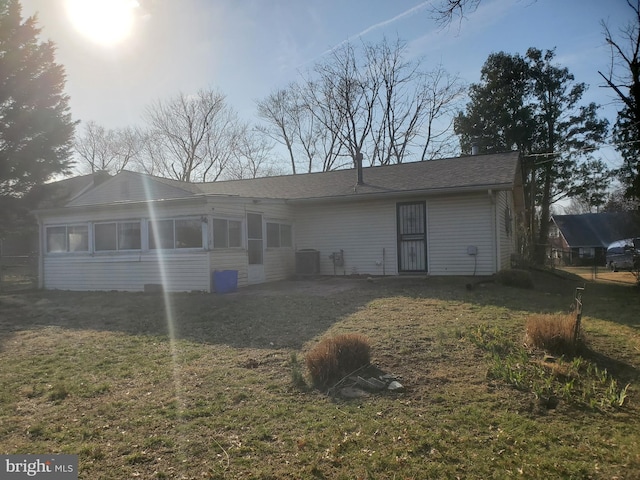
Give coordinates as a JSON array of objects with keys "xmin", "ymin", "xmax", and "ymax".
[
  {"xmin": 427, "ymin": 194, "xmax": 495, "ymax": 275},
  {"xmin": 496, "ymin": 190, "xmax": 516, "ymax": 270},
  {"xmin": 295, "ymin": 199, "xmax": 397, "ymax": 276},
  {"xmin": 43, "ymin": 252, "xmax": 210, "ymax": 292}
]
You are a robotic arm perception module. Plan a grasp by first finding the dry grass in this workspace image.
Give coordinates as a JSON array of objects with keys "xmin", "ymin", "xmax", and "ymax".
[
  {"xmin": 305, "ymin": 333, "xmax": 371, "ymax": 388},
  {"xmin": 0, "ymin": 272, "xmax": 639, "ymax": 478},
  {"xmin": 525, "ymin": 312, "xmax": 582, "ymax": 355}
]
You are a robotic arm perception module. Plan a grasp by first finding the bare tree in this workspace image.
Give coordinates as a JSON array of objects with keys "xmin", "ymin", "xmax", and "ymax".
[
  {"xmin": 430, "ymin": 0, "xmax": 481, "ymax": 25},
  {"xmin": 303, "ymin": 42, "xmax": 379, "ymax": 168},
  {"xmin": 256, "ymin": 39, "xmax": 464, "ymax": 172},
  {"xmin": 74, "ymin": 121, "xmax": 142, "ymax": 174},
  {"xmin": 365, "ymin": 39, "xmax": 465, "ymax": 164},
  {"xmin": 257, "ymin": 38, "xmax": 463, "ymax": 172},
  {"xmin": 256, "ymin": 84, "xmax": 345, "ymax": 174},
  {"xmin": 599, "ymin": 1, "xmax": 640, "ymax": 115},
  {"xmin": 562, "ymin": 197, "xmax": 594, "ymax": 215},
  {"xmin": 227, "ymin": 128, "xmax": 281, "ymax": 180},
  {"xmin": 256, "ymin": 87, "xmax": 299, "ymax": 174},
  {"xmin": 144, "ymin": 89, "xmax": 244, "ymax": 182},
  {"xmin": 599, "ymin": 0, "xmax": 640, "ymax": 199},
  {"xmin": 419, "ymin": 67, "xmax": 466, "ymax": 160}
]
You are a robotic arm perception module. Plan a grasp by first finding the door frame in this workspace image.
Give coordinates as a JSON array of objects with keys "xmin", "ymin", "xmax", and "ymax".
[
  {"xmin": 396, "ymin": 201, "xmax": 428, "ymax": 273},
  {"xmin": 246, "ymin": 212, "xmax": 265, "ymax": 284}
]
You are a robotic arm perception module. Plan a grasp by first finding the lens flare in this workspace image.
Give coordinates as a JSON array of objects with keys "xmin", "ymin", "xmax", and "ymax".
[{"xmin": 65, "ymin": 0, "xmax": 138, "ymax": 46}]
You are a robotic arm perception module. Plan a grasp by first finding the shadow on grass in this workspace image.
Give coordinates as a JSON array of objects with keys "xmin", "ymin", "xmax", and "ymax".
[
  {"xmin": 0, "ymin": 269, "xmax": 637, "ymax": 353},
  {"xmin": 579, "ymin": 347, "xmax": 639, "ymax": 385},
  {"xmin": 0, "ymin": 282, "xmax": 377, "ymax": 351}
]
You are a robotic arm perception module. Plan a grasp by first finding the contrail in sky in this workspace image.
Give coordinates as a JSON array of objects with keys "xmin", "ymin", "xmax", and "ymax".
[{"xmin": 312, "ymin": 1, "xmax": 431, "ymax": 61}]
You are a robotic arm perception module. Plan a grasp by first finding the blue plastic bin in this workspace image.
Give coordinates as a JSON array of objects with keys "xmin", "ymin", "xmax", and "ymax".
[{"xmin": 213, "ymin": 270, "xmax": 238, "ymax": 293}]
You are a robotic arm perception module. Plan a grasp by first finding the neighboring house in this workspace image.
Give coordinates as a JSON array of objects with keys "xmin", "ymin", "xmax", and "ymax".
[
  {"xmin": 551, "ymin": 211, "xmax": 640, "ymax": 266},
  {"xmin": 33, "ymin": 151, "xmax": 524, "ymax": 292}
]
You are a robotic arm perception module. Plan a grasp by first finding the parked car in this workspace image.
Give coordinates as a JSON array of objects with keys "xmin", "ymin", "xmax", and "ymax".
[{"xmin": 606, "ymin": 238, "xmax": 639, "ymax": 271}]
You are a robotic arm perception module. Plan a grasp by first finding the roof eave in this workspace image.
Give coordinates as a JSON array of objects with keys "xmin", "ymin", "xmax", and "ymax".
[
  {"xmin": 286, "ymin": 183, "xmax": 516, "ymax": 204},
  {"xmin": 33, "ymin": 194, "xmax": 209, "ymax": 216}
]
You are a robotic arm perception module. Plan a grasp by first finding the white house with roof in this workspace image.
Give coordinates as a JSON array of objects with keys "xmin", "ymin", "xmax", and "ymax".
[{"xmin": 34, "ymin": 151, "xmax": 524, "ymax": 292}]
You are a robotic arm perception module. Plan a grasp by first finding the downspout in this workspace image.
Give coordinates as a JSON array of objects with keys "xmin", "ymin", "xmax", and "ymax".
[{"xmin": 488, "ymin": 189, "xmax": 499, "ymax": 274}]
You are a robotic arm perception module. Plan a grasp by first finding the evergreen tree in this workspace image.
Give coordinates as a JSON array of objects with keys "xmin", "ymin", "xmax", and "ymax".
[
  {"xmin": 455, "ymin": 48, "xmax": 608, "ymax": 264},
  {"xmin": 526, "ymin": 48, "xmax": 609, "ymax": 263},
  {"xmin": 0, "ymin": 0, "xmax": 75, "ymax": 233},
  {"xmin": 454, "ymin": 52, "xmax": 534, "ymax": 155}
]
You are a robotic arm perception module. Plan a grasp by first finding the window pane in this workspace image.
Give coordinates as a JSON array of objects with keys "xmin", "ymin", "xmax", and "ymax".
[
  {"xmin": 281, "ymin": 224, "xmax": 292, "ymax": 247},
  {"xmin": 46, "ymin": 226, "xmax": 66, "ymax": 252},
  {"xmin": 248, "ymin": 239, "xmax": 263, "ymax": 264},
  {"xmin": 213, "ymin": 219, "xmax": 228, "ymax": 249},
  {"xmin": 68, "ymin": 226, "xmax": 88, "ymax": 252},
  {"xmin": 247, "ymin": 213, "xmax": 262, "ymax": 239},
  {"xmin": 175, "ymin": 219, "xmax": 202, "ymax": 248},
  {"xmin": 228, "ymin": 221, "xmax": 241, "ymax": 247},
  {"xmin": 266, "ymin": 222, "xmax": 280, "ymax": 247},
  {"xmin": 149, "ymin": 220, "xmax": 174, "ymax": 249},
  {"xmin": 95, "ymin": 223, "xmax": 117, "ymax": 251},
  {"xmin": 118, "ymin": 222, "xmax": 141, "ymax": 250}
]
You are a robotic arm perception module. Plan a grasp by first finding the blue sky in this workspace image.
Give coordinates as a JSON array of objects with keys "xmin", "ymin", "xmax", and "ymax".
[{"xmin": 20, "ymin": 0, "xmax": 632, "ymax": 169}]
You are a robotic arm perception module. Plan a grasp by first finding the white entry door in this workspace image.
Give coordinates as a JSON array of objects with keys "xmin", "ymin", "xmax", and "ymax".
[{"xmin": 247, "ymin": 212, "xmax": 265, "ymax": 284}]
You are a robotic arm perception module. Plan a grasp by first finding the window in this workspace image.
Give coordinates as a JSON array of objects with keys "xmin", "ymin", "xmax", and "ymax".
[
  {"xmin": 175, "ymin": 219, "xmax": 202, "ymax": 248},
  {"xmin": 46, "ymin": 225, "xmax": 89, "ymax": 253},
  {"xmin": 281, "ymin": 224, "xmax": 292, "ymax": 247},
  {"xmin": 149, "ymin": 219, "xmax": 173, "ymax": 250},
  {"xmin": 149, "ymin": 218, "xmax": 204, "ymax": 250},
  {"xmin": 95, "ymin": 221, "xmax": 141, "ymax": 251},
  {"xmin": 213, "ymin": 219, "xmax": 241, "ymax": 249},
  {"xmin": 266, "ymin": 222, "xmax": 292, "ymax": 248}
]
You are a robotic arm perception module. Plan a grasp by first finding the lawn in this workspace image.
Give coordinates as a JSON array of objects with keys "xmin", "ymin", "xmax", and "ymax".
[{"xmin": 0, "ymin": 270, "xmax": 639, "ymax": 479}]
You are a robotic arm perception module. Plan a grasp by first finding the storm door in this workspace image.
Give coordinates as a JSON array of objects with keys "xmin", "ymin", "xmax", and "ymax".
[
  {"xmin": 397, "ymin": 202, "xmax": 427, "ymax": 272},
  {"xmin": 247, "ymin": 212, "xmax": 265, "ymax": 284}
]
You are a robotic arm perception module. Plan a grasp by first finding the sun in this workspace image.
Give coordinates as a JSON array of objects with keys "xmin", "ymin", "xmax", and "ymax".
[{"xmin": 65, "ymin": 0, "xmax": 139, "ymax": 46}]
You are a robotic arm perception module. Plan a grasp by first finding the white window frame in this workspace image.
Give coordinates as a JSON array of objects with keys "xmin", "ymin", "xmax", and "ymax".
[
  {"xmin": 45, "ymin": 224, "xmax": 90, "ymax": 254},
  {"xmin": 94, "ymin": 220, "xmax": 142, "ymax": 252},
  {"xmin": 212, "ymin": 218, "xmax": 242, "ymax": 249},
  {"xmin": 148, "ymin": 217, "xmax": 206, "ymax": 251},
  {"xmin": 266, "ymin": 222, "xmax": 293, "ymax": 248}
]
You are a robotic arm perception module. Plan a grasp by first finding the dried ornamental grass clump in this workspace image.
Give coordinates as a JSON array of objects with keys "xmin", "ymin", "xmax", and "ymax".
[
  {"xmin": 525, "ymin": 312, "xmax": 583, "ymax": 355},
  {"xmin": 305, "ymin": 333, "xmax": 371, "ymax": 388}
]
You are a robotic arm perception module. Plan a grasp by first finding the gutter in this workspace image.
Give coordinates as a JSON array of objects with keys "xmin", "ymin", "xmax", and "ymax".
[
  {"xmin": 285, "ymin": 183, "xmax": 516, "ymax": 204},
  {"xmin": 33, "ymin": 194, "xmax": 210, "ymax": 216}
]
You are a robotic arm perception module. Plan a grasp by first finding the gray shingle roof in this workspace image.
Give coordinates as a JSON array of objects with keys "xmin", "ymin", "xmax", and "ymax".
[
  {"xmin": 552, "ymin": 212, "xmax": 640, "ymax": 247},
  {"xmin": 190, "ymin": 151, "xmax": 521, "ymax": 200},
  {"xmin": 59, "ymin": 151, "xmax": 521, "ymax": 209}
]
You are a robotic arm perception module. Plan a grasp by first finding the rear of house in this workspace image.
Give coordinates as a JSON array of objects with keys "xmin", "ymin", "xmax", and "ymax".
[{"xmin": 35, "ymin": 151, "xmax": 523, "ymax": 292}]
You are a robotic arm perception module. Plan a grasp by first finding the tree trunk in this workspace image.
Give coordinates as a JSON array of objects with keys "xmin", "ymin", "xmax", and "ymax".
[{"xmin": 536, "ymin": 163, "xmax": 553, "ymax": 265}]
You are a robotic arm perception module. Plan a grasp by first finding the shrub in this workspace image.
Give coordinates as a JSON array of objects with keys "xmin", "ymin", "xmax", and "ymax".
[
  {"xmin": 495, "ymin": 269, "xmax": 534, "ymax": 289},
  {"xmin": 305, "ymin": 333, "xmax": 371, "ymax": 388},
  {"xmin": 525, "ymin": 312, "xmax": 583, "ymax": 355}
]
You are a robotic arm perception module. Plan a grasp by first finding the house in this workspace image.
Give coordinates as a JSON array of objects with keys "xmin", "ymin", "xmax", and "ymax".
[
  {"xmin": 551, "ymin": 211, "xmax": 640, "ymax": 266},
  {"xmin": 2, "ymin": 172, "xmax": 108, "ymax": 257},
  {"xmin": 33, "ymin": 151, "xmax": 524, "ymax": 292}
]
